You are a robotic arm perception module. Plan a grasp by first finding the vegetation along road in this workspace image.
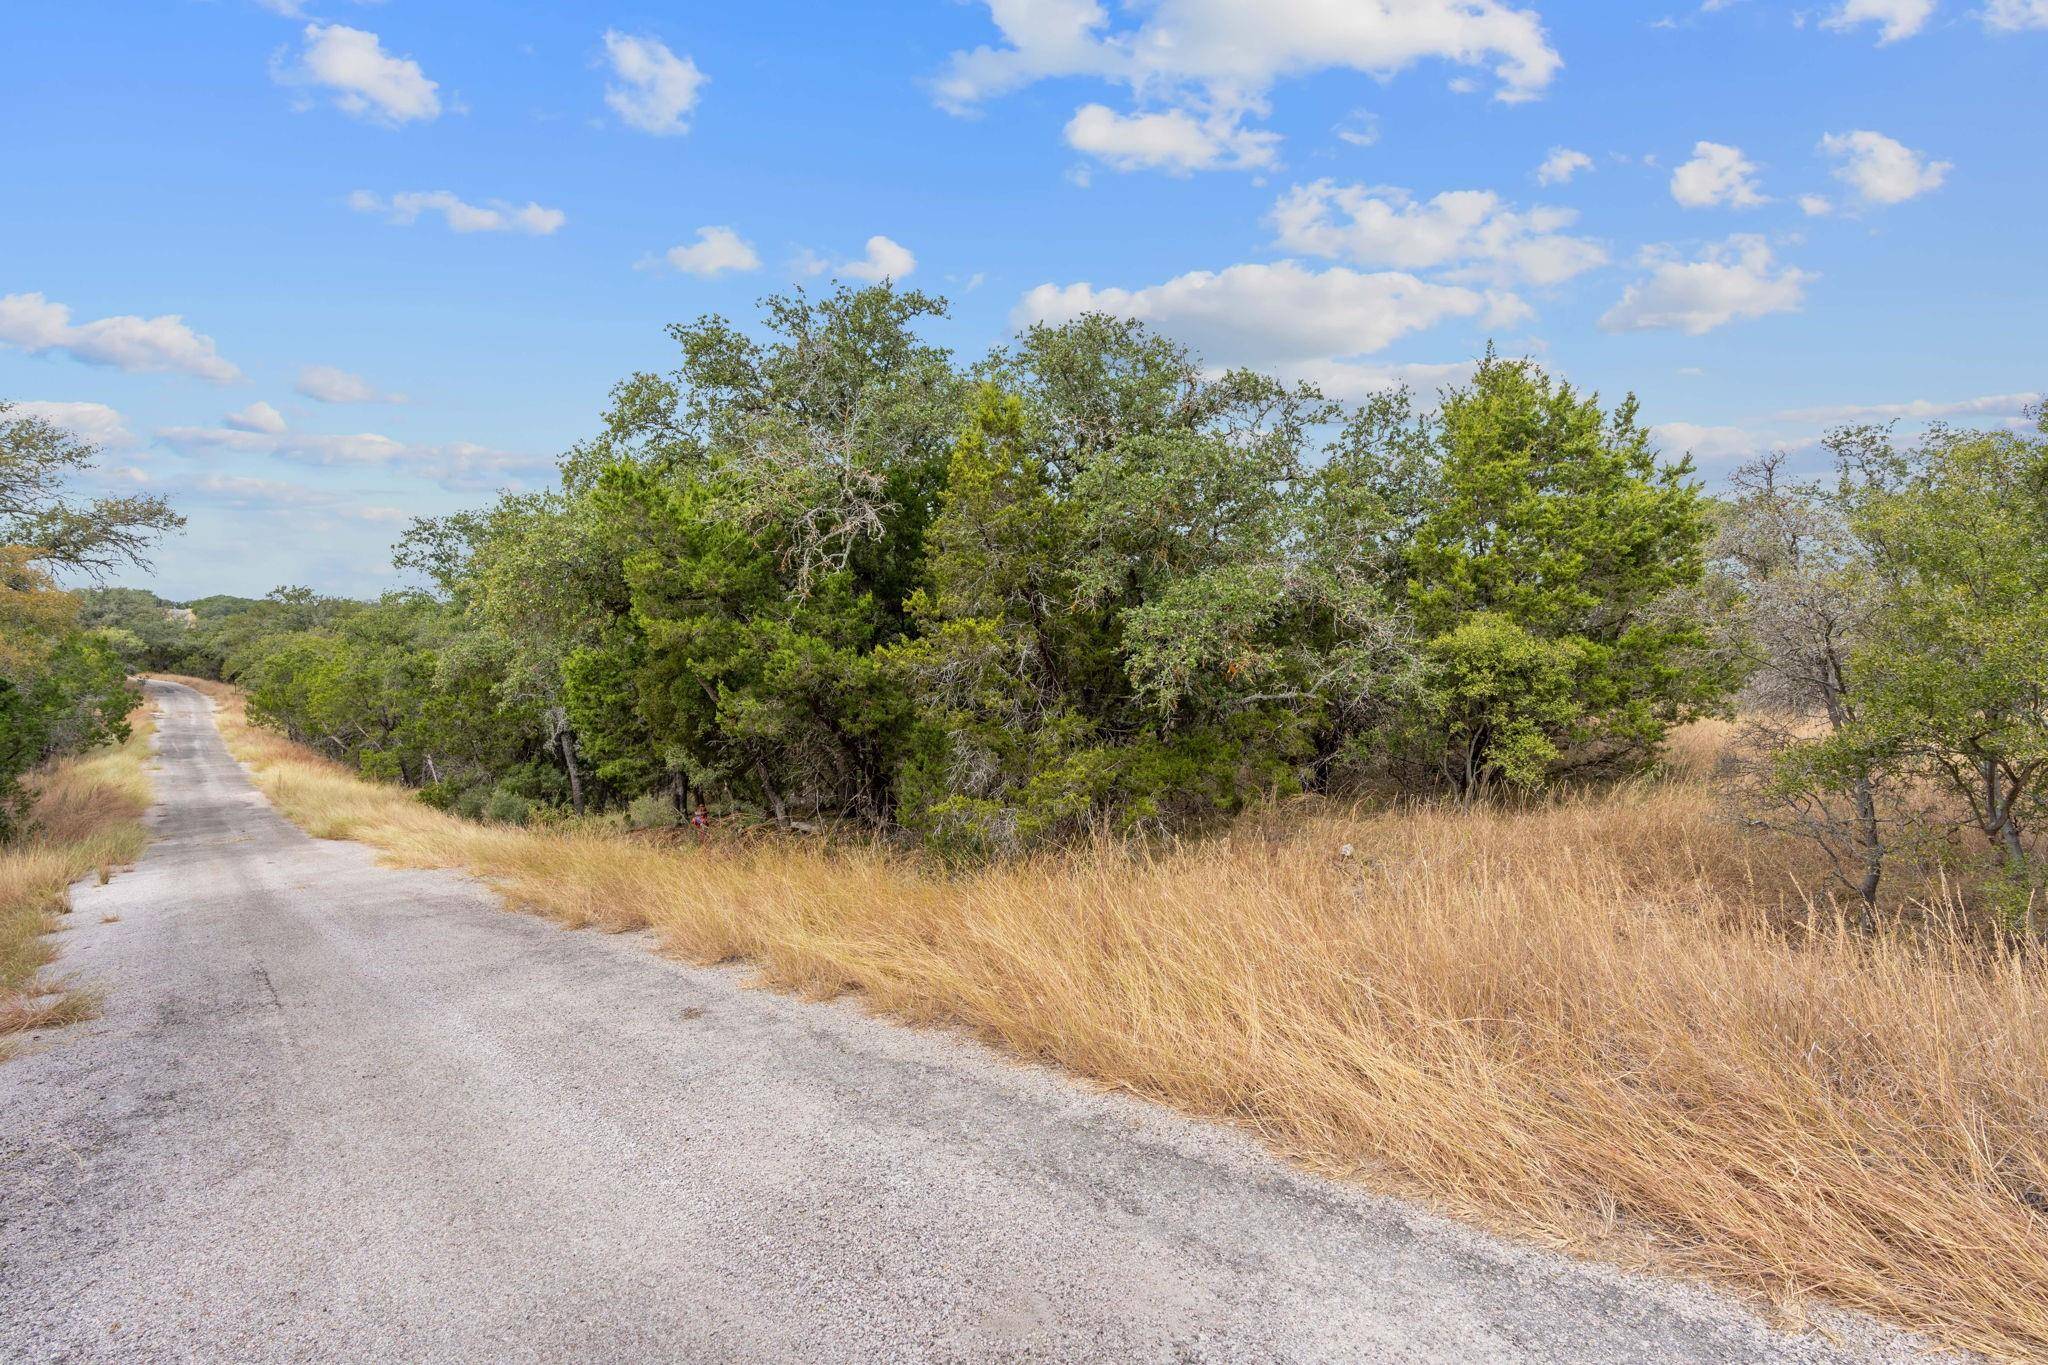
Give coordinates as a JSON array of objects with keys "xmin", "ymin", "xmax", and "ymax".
[{"xmin": 0, "ymin": 679, "xmax": 1948, "ymax": 1362}]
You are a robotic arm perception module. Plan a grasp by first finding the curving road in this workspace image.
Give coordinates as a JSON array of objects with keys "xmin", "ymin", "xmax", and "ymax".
[{"xmin": 0, "ymin": 679, "xmax": 1933, "ymax": 1362}]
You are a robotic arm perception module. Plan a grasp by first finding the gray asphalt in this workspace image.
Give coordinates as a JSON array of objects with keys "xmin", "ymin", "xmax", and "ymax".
[{"xmin": 0, "ymin": 679, "xmax": 1940, "ymax": 1363}]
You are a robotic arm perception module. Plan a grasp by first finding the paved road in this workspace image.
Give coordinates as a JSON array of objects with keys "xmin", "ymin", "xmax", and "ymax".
[{"xmin": 0, "ymin": 680, "xmax": 1935, "ymax": 1363}]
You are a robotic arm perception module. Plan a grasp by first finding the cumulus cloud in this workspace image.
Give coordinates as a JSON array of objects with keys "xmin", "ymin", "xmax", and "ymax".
[
  {"xmin": 1015, "ymin": 261, "xmax": 1517, "ymax": 370},
  {"xmin": 1063, "ymin": 101, "xmax": 1279, "ymax": 173},
  {"xmin": 802, "ymin": 235, "xmax": 918, "ymax": 282},
  {"xmin": 936, "ymin": 0, "xmax": 1562, "ymax": 110},
  {"xmin": 224, "ymin": 401, "xmax": 288, "ymax": 435},
  {"xmin": 1670, "ymin": 141, "xmax": 1767, "ymax": 209},
  {"xmin": 1818, "ymin": 130, "xmax": 1950, "ymax": 204},
  {"xmin": 936, "ymin": 0, "xmax": 1559, "ymax": 171},
  {"xmin": 274, "ymin": 23, "xmax": 441, "ymax": 126},
  {"xmin": 6, "ymin": 400, "xmax": 138, "ymax": 449},
  {"xmin": 1822, "ymin": 0, "xmax": 1937, "ymax": 42},
  {"xmin": 652, "ymin": 226, "xmax": 762, "ymax": 277},
  {"xmin": 1985, "ymin": 0, "xmax": 2048, "ymax": 29},
  {"xmin": 347, "ymin": 190, "xmax": 566, "ymax": 235},
  {"xmin": 158, "ymin": 421, "xmax": 552, "ymax": 493},
  {"xmin": 296, "ymin": 364, "xmax": 403, "ymax": 405},
  {"xmin": 1599, "ymin": 236, "xmax": 1813, "ymax": 335},
  {"xmin": 1534, "ymin": 147, "xmax": 1593, "ymax": 185},
  {"xmin": 0, "ymin": 292, "xmax": 242, "ymax": 383},
  {"xmin": 1270, "ymin": 180, "xmax": 1607, "ymax": 287},
  {"xmin": 1798, "ymin": 193, "xmax": 1835, "ymax": 216},
  {"xmin": 602, "ymin": 31, "xmax": 705, "ymax": 135}
]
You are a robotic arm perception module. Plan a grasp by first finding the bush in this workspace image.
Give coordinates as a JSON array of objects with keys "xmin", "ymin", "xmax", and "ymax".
[
  {"xmin": 356, "ymin": 751, "xmax": 402, "ymax": 784},
  {"xmin": 483, "ymin": 788, "xmax": 531, "ymax": 826},
  {"xmin": 415, "ymin": 779, "xmax": 465, "ymax": 812},
  {"xmin": 626, "ymin": 793, "xmax": 679, "ymax": 830}
]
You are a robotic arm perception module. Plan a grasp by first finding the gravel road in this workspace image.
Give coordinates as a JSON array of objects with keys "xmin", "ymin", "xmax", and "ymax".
[{"xmin": 0, "ymin": 679, "xmax": 1940, "ymax": 1362}]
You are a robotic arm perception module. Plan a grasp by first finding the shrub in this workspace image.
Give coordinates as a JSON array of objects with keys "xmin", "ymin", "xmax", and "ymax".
[
  {"xmin": 483, "ymin": 788, "xmax": 531, "ymax": 826},
  {"xmin": 627, "ymin": 793, "xmax": 680, "ymax": 830}
]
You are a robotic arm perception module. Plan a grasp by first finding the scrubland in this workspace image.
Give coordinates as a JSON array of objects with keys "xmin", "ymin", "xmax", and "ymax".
[{"xmin": 175, "ymin": 676, "xmax": 2048, "ymax": 1358}]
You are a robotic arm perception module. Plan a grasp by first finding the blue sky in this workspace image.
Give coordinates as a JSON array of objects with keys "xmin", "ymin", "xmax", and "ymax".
[{"xmin": 5, "ymin": 0, "xmax": 2043, "ymax": 599}]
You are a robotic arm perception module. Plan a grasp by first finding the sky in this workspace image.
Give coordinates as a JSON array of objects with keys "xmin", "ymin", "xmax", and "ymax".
[{"xmin": 4, "ymin": 0, "xmax": 2044, "ymax": 600}]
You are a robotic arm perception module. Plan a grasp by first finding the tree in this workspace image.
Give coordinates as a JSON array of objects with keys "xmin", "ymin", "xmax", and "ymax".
[
  {"xmin": 1403, "ymin": 354, "xmax": 1726, "ymax": 791},
  {"xmin": 1, "ymin": 402, "xmax": 182, "ymax": 578},
  {"xmin": 1713, "ymin": 453, "xmax": 1898, "ymax": 920},
  {"xmin": 1839, "ymin": 416, "xmax": 2048, "ymax": 929},
  {"xmin": 892, "ymin": 321, "xmax": 1390, "ymax": 853},
  {"xmin": 1, "ymin": 401, "xmax": 181, "ymax": 838}
]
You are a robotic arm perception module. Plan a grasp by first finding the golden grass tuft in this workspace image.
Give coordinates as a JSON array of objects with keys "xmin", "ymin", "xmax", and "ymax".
[
  {"xmin": 0, "ymin": 699, "xmax": 153, "ymax": 1052},
  {"xmin": 175, "ymin": 675, "xmax": 2048, "ymax": 1358}
]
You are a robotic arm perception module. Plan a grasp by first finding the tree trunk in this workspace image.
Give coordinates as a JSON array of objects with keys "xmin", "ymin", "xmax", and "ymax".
[
  {"xmin": 752, "ymin": 756, "xmax": 789, "ymax": 828},
  {"xmin": 548, "ymin": 707, "xmax": 585, "ymax": 817},
  {"xmin": 1851, "ymin": 771, "xmax": 1881, "ymax": 930}
]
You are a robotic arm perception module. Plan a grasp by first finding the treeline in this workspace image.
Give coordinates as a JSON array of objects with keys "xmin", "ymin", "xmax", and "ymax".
[
  {"xmin": 1, "ymin": 403, "xmax": 181, "ymax": 839},
  {"xmin": 69, "ymin": 286, "xmax": 2048, "ymax": 925},
  {"xmin": 141, "ymin": 290, "xmax": 1726, "ymax": 845}
]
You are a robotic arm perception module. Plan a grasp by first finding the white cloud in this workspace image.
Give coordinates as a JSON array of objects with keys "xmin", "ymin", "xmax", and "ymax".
[
  {"xmin": 1534, "ymin": 147, "xmax": 1593, "ymax": 185},
  {"xmin": 809, "ymin": 235, "xmax": 917, "ymax": 282},
  {"xmin": 938, "ymin": 0, "xmax": 1562, "ymax": 108},
  {"xmin": 1270, "ymin": 181, "xmax": 1607, "ymax": 287},
  {"xmin": 602, "ymin": 31, "xmax": 705, "ymax": 136},
  {"xmin": 1985, "ymin": 0, "xmax": 2048, "ymax": 29},
  {"xmin": 1818, "ymin": 130, "xmax": 1949, "ymax": 205},
  {"xmin": 1015, "ymin": 260, "xmax": 1516, "ymax": 369},
  {"xmin": 1773, "ymin": 391, "xmax": 2041, "ymax": 423},
  {"xmin": 6, "ymin": 400, "xmax": 137, "ymax": 449},
  {"xmin": 224, "ymin": 401, "xmax": 288, "ymax": 435},
  {"xmin": 1599, "ymin": 236, "xmax": 1813, "ymax": 335},
  {"xmin": 275, "ymin": 24, "xmax": 441, "ymax": 126},
  {"xmin": 1334, "ymin": 110, "xmax": 1381, "ymax": 147},
  {"xmin": 0, "ymin": 292, "xmax": 242, "ymax": 383},
  {"xmin": 348, "ymin": 189, "xmax": 566, "ymax": 235},
  {"xmin": 1798, "ymin": 193, "xmax": 1835, "ymax": 216},
  {"xmin": 1063, "ymin": 101, "xmax": 1279, "ymax": 173},
  {"xmin": 187, "ymin": 472, "xmax": 416, "ymax": 526},
  {"xmin": 296, "ymin": 364, "xmax": 403, "ymax": 405},
  {"xmin": 936, "ymin": 0, "xmax": 1560, "ymax": 169},
  {"xmin": 157, "ymin": 423, "xmax": 551, "ymax": 492},
  {"xmin": 1280, "ymin": 357, "xmax": 1482, "ymax": 402},
  {"xmin": 653, "ymin": 226, "xmax": 762, "ymax": 277},
  {"xmin": 1822, "ymin": 0, "xmax": 1937, "ymax": 42},
  {"xmin": 1670, "ymin": 141, "xmax": 1767, "ymax": 209},
  {"xmin": 1650, "ymin": 421, "xmax": 1788, "ymax": 462}
]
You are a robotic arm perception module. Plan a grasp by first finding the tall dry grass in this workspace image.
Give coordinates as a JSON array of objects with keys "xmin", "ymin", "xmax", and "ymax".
[
  {"xmin": 177, "ymin": 677, "xmax": 2048, "ymax": 1358},
  {"xmin": 0, "ymin": 701, "xmax": 154, "ymax": 1055}
]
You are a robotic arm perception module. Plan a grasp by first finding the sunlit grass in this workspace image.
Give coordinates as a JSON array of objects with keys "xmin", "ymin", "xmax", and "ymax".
[
  {"xmin": 0, "ymin": 701, "xmax": 152, "ymax": 1050},
  {"xmin": 175, "ymin": 674, "xmax": 2048, "ymax": 1358}
]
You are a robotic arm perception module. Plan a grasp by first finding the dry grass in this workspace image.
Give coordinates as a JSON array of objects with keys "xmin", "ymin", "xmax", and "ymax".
[
  {"xmin": 175, "ymin": 676, "xmax": 2048, "ymax": 1358},
  {"xmin": 0, "ymin": 700, "xmax": 153, "ymax": 1054}
]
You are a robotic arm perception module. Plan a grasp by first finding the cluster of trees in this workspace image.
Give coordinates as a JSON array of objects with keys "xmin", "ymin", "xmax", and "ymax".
[
  {"xmin": 193, "ymin": 288, "xmax": 1726, "ymax": 855},
  {"xmin": 35, "ymin": 285, "xmax": 2042, "ymax": 927},
  {"xmin": 1718, "ymin": 420, "xmax": 2048, "ymax": 929},
  {"xmin": 0, "ymin": 402, "xmax": 182, "ymax": 839}
]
